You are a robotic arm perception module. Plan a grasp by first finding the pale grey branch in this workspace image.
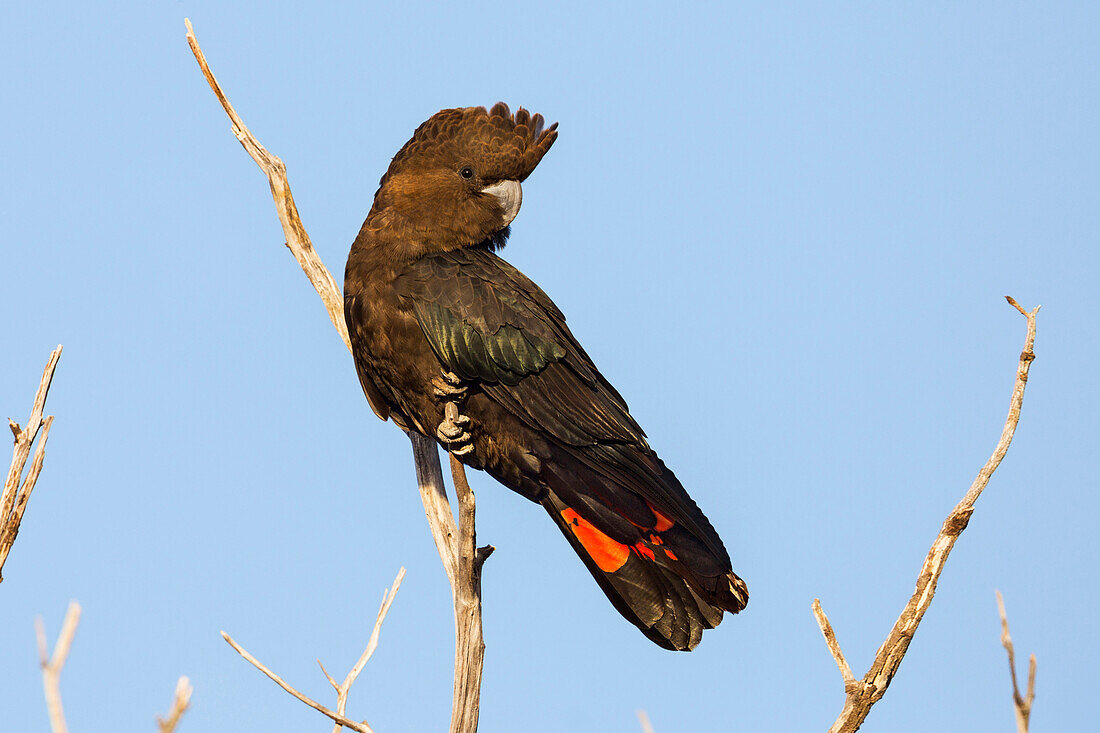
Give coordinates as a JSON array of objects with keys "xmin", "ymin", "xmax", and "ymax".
[
  {"xmin": 221, "ymin": 568, "xmax": 404, "ymax": 733},
  {"xmin": 448, "ymin": 454, "xmax": 493, "ymax": 733},
  {"xmin": 1, "ymin": 345, "xmax": 62, "ymax": 582},
  {"xmin": 325, "ymin": 567, "xmax": 406, "ymax": 733},
  {"xmin": 222, "ymin": 631, "xmax": 374, "ymax": 733},
  {"xmin": 36, "ymin": 601, "xmax": 81, "ymax": 733},
  {"xmin": 997, "ymin": 590, "xmax": 1036, "ymax": 733},
  {"xmin": 184, "ymin": 21, "xmax": 348, "ymax": 350},
  {"xmin": 157, "ymin": 676, "xmax": 193, "ymax": 733},
  {"xmin": 186, "ymin": 19, "xmax": 490, "ymax": 732},
  {"xmin": 812, "ymin": 599, "xmax": 856, "ymax": 689},
  {"xmin": 818, "ymin": 299, "xmax": 1039, "ymax": 733}
]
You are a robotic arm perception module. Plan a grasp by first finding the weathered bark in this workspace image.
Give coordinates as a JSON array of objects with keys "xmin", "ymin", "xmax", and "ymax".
[
  {"xmin": 813, "ymin": 298, "xmax": 1039, "ymax": 733},
  {"xmin": 186, "ymin": 20, "xmax": 489, "ymax": 731}
]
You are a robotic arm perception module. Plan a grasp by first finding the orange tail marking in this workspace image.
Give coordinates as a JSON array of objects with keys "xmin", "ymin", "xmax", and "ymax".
[
  {"xmin": 646, "ymin": 501, "xmax": 675, "ymax": 532},
  {"xmin": 560, "ymin": 508, "xmax": 630, "ymax": 573}
]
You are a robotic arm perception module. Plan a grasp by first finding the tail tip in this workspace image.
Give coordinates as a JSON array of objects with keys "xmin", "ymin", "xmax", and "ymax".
[{"xmin": 725, "ymin": 572, "xmax": 749, "ymax": 613}]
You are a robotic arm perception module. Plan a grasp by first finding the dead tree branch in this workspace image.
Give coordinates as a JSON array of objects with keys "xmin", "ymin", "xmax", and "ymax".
[
  {"xmin": 996, "ymin": 590, "xmax": 1036, "ymax": 733},
  {"xmin": 222, "ymin": 567, "xmax": 404, "ymax": 733},
  {"xmin": 157, "ymin": 676, "xmax": 194, "ymax": 733},
  {"xmin": 185, "ymin": 19, "xmax": 489, "ymax": 732},
  {"xmin": 36, "ymin": 601, "xmax": 81, "ymax": 733},
  {"xmin": 36, "ymin": 603, "xmax": 192, "ymax": 733},
  {"xmin": 183, "ymin": 20, "xmax": 346, "ymax": 348},
  {"xmin": 318, "ymin": 567, "xmax": 407, "ymax": 733},
  {"xmin": 814, "ymin": 297, "xmax": 1039, "ymax": 733},
  {"xmin": 1, "ymin": 345, "xmax": 62, "ymax": 583},
  {"xmin": 811, "ymin": 599, "xmax": 856, "ymax": 691},
  {"xmin": 448, "ymin": 454, "xmax": 493, "ymax": 733}
]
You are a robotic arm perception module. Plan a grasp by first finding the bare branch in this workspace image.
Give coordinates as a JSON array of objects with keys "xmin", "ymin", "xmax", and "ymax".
[
  {"xmin": 411, "ymin": 432, "xmax": 459, "ymax": 587},
  {"xmin": 157, "ymin": 676, "xmax": 193, "ymax": 733},
  {"xmin": 636, "ymin": 709, "xmax": 656, "ymax": 733},
  {"xmin": 1, "ymin": 345, "xmax": 62, "ymax": 582},
  {"xmin": 221, "ymin": 631, "xmax": 374, "ymax": 733},
  {"xmin": 812, "ymin": 599, "xmax": 856, "ymax": 690},
  {"xmin": 36, "ymin": 601, "xmax": 81, "ymax": 733},
  {"xmin": 185, "ymin": 20, "xmax": 491, "ymax": 732},
  {"xmin": 221, "ymin": 567, "xmax": 402, "ymax": 733},
  {"xmin": 819, "ymin": 300, "xmax": 1039, "ymax": 733},
  {"xmin": 997, "ymin": 590, "xmax": 1036, "ymax": 733},
  {"xmin": 449, "ymin": 454, "xmax": 493, "ymax": 733},
  {"xmin": 325, "ymin": 567, "xmax": 406, "ymax": 733},
  {"xmin": 184, "ymin": 20, "xmax": 349, "ymax": 350}
]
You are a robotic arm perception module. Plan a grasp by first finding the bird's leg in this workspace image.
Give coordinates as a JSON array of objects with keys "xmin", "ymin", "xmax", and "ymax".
[{"xmin": 433, "ymin": 370, "xmax": 474, "ymax": 456}]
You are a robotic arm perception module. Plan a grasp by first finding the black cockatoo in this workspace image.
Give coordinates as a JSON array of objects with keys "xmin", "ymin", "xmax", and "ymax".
[{"xmin": 344, "ymin": 103, "xmax": 747, "ymax": 650}]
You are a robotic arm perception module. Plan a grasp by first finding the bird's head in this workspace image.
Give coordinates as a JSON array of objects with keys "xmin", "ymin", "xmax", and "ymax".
[{"xmin": 366, "ymin": 103, "xmax": 558, "ymax": 253}]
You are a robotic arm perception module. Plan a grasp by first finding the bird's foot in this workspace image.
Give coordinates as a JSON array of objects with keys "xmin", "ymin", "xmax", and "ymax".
[
  {"xmin": 432, "ymin": 370, "xmax": 467, "ymax": 399},
  {"xmin": 434, "ymin": 372, "xmax": 474, "ymax": 456},
  {"xmin": 437, "ymin": 404, "xmax": 474, "ymax": 456}
]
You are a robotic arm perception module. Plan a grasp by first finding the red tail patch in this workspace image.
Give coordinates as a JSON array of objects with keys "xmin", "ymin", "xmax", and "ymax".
[
  {"xmin": 561, "ymin": 507, "xmax": 683, "ymax": 571},
  {"xmin": 646, "ymin": 501, "xmax": 675, "ymax": 531},
  {"xmin": 561, "ymin": 508, "xmax": 629, "ymax": 572}
]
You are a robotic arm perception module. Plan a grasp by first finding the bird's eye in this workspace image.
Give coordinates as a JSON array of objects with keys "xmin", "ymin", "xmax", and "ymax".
[{"xmin": 460, "ymin": 166, "xmax": 475, "ymax": 179}]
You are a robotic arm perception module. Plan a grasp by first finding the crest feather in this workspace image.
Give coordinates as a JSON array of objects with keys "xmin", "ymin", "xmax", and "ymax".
[{"xmin": 381, "ymin": 103, "xmax": 558, "ymax": 187}]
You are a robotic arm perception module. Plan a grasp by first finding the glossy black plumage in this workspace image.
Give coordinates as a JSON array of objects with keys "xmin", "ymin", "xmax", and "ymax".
[{"xmin": 345, "ymin": 104, "xmax": 747, "ymax": 650}]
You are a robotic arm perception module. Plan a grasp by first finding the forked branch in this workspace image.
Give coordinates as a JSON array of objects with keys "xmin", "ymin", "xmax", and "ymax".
[
  {"xmin": 222, "ymin": 568, "xmax": 404, "ymax": 733},
  {"xmin": 997, "ymin": 590, "xmax": 1036, "ymax": 733},
  {"xmin": 1, "ymin": 344, "xmax": 62, "ymax": 583},
  {"xmin": 319, "ymin": 567, "xmax": 407, "ymax": 733},
  {"xmin": 36, "ymin": 601, "xmax": 81, "ymax": 733},
  {"xmin": 36, "ymin": 603, "xmax": 193, "ymax": 733},
  {"xmin": 157, "ymin": 676, "xmax": 194, "ymax": 733},
  {"xmin": 186, "ymin": 20, "xmax": 489, "ymax": 732},
  {"xmin": 814, "ymin": 297, "xmax": 1039, "ymax": 733}
]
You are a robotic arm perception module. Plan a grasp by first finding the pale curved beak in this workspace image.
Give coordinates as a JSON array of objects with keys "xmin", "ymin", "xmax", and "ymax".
[{"xmin": 481, "ymin": 179, "xmax": 522, "ymax": 227}]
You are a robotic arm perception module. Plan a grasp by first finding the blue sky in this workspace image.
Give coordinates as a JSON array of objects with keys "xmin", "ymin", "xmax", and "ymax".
[{"xmin": 2, "ymin": 2, "xmax": 1097, "ymax": 731}]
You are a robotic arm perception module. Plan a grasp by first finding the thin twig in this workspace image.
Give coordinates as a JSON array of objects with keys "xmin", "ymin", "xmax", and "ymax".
[
  {"xmin": 185, "ymin": 19, "xmax": 490, "ymax": 732},
  {"xmin": 184, "ymin": 20, "xmax": 349, "ymax": 350},
  {"xmin": 36, "ymin": 601, "xmax": 81, "ymax": 733},
  {"xmin": 222, "ymin": 568, "xmax": 403, "ymax": 733},
  {"xmin": 997, "ymin": 590, "xmax": 1036, "ymax": 733},
  {"xmin": 812, "ymin": 599, "xmax": 856, "ymax": 690},
  {"xmin": 817, "ymin": 298, "xmax": 1039, "ymax": 733},
  {"xmin": 322, "ymin": 567, "xmax": 406, "ymax": 733},
  {"xmin": 157, "ymin": 676, "xmax": 194, "ymax": 733},
  {"xmin": 221, "ymin": 632, "xmax": 374, "ymax": 733},
  {"xmin": 1, "ymin": 345, "xmax": 62, "ymax": 582}
]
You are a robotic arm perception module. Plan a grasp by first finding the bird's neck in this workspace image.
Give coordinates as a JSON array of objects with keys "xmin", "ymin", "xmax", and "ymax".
[{"xmin": 347, "ymin": 206, "xmax": 511, "ymax": 279}]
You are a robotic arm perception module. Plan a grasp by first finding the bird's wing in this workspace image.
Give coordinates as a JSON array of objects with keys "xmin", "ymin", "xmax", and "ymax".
[
  {"xmin": 396, "ymin": 247, "xmax": 747, "ymax": 648},
  {"xmin": 395, "ymin": 247, "xmax": 643, "ymax": 443},
  {"xmin": 394, "ymin": 248, "xmax": 723, "ymax": 545}
]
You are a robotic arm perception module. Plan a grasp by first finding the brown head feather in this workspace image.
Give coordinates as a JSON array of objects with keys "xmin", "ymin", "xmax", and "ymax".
[
  {"xmin": 380, "ymin": 104, "xmax": 558, "ymax": 188},
  {"xmin": 362, "ymin": 104, "xmax": 558, "ymax": 255}
]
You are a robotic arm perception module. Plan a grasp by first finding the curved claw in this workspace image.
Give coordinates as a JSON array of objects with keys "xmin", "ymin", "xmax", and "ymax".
[
  {"xmin": 437, "ymin": 420, "xmax": 474, "ymax": 454},
  {"xmin": 434, "ymin": 370, "xmax": 474, "ymax": 455},
  {"xmin": 437, "ymin": 419, "xmax": 467, "ymax": 441},
  {"xmin": 432, "ymin": 371, "xmax": 468, "ymax": 398},
  {"xmin": 450, "ymin": 442, "xmax": 475, "ymax": 456}
]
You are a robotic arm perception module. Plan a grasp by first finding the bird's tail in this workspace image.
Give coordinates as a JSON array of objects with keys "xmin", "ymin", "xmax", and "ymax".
[{"xmin": 541, "ymin": 480, "xmax": 747, "ymax": 651}]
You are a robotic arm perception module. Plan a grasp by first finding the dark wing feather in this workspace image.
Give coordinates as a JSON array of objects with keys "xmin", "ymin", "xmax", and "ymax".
[
  {"xmin": 395, "ymin": 248, "xmax": 639, "ymax": 443},
  {"xmin": 394, "ymin": 248, "xmax": 728, "ymax": 556},
  {"xmin": 395, "ymin": 248, "xmax": 747, "ymax": 648}
]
